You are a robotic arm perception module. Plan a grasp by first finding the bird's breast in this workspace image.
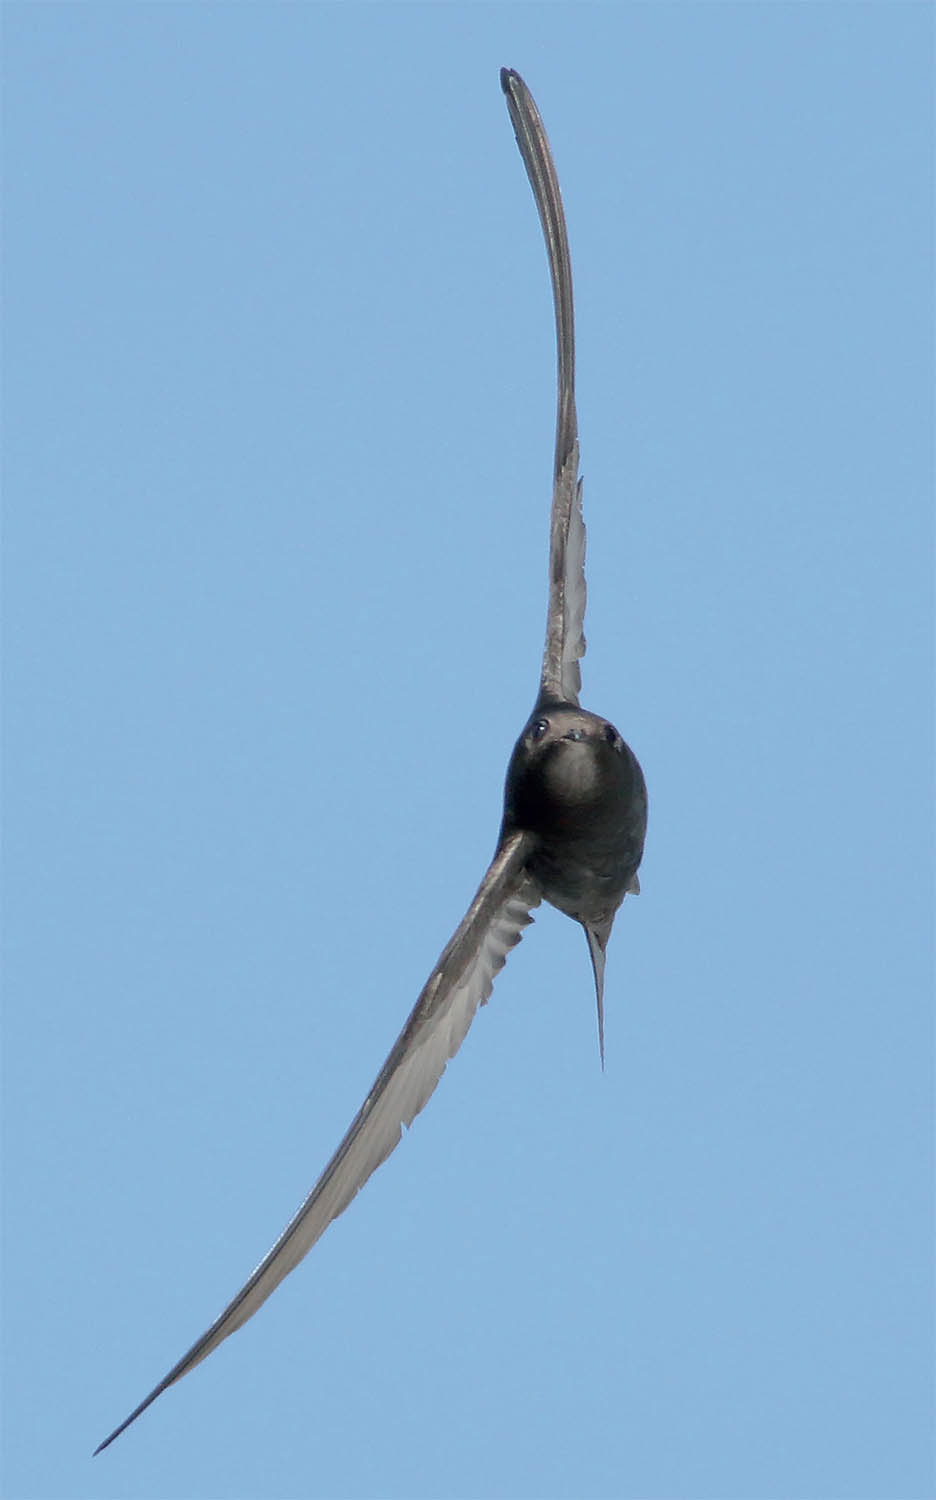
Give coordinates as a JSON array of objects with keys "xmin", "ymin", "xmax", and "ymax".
[{"xmin": 540, "ymin": 740, "xmax": 605, "ymax": 805}]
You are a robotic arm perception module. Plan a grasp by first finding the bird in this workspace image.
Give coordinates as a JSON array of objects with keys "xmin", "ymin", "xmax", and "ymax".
[{"xmin": 94, "ymin": 65, "xmax": 647, "ymax": 1456}]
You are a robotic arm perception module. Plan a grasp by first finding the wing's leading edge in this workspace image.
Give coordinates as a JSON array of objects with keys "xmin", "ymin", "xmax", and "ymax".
[
  {"xmin": 501, "ymin": 68, "xmax": 586, "ymax": 708},
  {"xmin": 95, "ymin": 829, "xmax": 540, "ymax": 1453}
]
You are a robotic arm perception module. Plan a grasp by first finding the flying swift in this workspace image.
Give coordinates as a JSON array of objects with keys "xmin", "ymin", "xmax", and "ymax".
[{"xmin": 95, "ymin": 66, "xmax": 647, "ymax": 1455}]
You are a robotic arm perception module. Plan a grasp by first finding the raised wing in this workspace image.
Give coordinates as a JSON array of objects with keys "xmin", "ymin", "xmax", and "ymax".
[
  {"xmin": 501, "ymin": 68, "xmax": 587, "ymax": 708},
  {"xmin": 95, "ymin": 829, "xmax": 540, "ymax": 1453}
]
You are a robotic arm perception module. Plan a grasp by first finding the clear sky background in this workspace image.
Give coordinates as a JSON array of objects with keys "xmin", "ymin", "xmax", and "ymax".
[{"xmin": 3, "ymin": 6, "xmax": 932, "ymax": 1500}]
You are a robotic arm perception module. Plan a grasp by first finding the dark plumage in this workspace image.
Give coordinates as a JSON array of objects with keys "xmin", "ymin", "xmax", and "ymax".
[{"xmin": 95, "ymin": 66, "xmax": 647, "ymax": 1456}]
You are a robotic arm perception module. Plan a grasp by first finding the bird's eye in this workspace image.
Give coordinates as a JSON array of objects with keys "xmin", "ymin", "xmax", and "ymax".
[{"xmin": 531, "ymin": 718, "xmax": 549, "ymax": 740}]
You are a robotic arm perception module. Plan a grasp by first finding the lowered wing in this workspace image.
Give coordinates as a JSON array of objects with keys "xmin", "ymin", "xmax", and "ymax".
[{"xmin": 95, "ymin": 829, "xmax": 540, "ymax": 1453}]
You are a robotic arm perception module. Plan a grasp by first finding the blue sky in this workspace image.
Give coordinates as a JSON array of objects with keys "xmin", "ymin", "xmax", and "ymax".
[{"xmin": 3, "ymin": 6, "xmax": 932, "ymax": 1499}]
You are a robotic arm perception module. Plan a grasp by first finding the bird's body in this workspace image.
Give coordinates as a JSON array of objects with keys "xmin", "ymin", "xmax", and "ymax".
[
  {"xmin": 503, "ymin": 703, "xmax": 646, "ymax": 932},
  {"xmin": 95, "ymin": 66, "xmax": 647, "ymax": 1455}
]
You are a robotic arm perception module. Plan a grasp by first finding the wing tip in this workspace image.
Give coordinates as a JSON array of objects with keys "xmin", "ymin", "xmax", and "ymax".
[{"xmin": 93, "ymin": 1414, "xmax": 133, "ymax": 1457}]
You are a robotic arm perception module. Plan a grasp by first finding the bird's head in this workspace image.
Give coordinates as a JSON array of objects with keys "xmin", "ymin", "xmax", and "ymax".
[{"xmin": 501, "ymin": 703, "xmax": 632, "ymax": 833}]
